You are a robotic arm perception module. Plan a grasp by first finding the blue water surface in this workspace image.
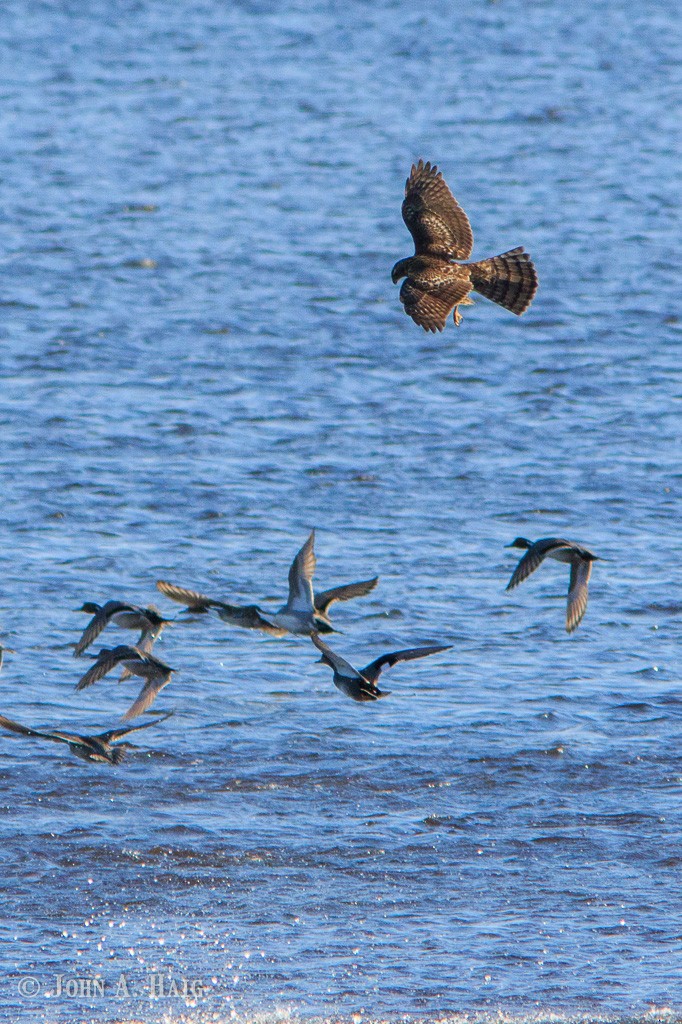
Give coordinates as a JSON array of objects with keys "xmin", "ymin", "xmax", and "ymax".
[{"xmin": 0, "ymin": 1, "xmax": 681, "ymax": 1021}]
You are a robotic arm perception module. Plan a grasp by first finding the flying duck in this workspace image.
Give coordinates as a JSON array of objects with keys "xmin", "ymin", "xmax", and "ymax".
[
  {"xmin": 157, "ymin": 531, "xmax": 378, "ymax": 637},
  {"xmin": 311, "ymin": 632, "xmax": 451, "ymax": 702},
  {"xmin": 0, "ymin": 711, "xmax": 173, "ymax": 765},
  {"xmin": 75, "ymin": 645, "xmax": 175, "ymax": 720},
  {"xmin": 73, "ymin": 601, "xmax": 172, "ymax": 657},
  {"xmin": 505, "ymin": 536, "xmax": 602, "ymax": 633}
]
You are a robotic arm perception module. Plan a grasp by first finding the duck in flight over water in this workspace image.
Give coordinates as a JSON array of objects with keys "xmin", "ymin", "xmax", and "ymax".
[
  {"xmin": 75, "ymin": 645, "xmax": 175, "ymax": 720},
  {"xmin": 505, "ymin": 537, "xmax": 602, "ymax": 633},
  {"xmin": 311, "ymin": 632, "xmax": 451, "ymax": 702},
  {"xmin": 157, "ymin": 531, "xmax": 378, "ymax": 637},
  {"xmin": 0, "ymin": 711, "xmax": 173, "ymax": 765},
  {"xmin": 73, "ymin": 601, "xmax": 172, "ymax": 657}
]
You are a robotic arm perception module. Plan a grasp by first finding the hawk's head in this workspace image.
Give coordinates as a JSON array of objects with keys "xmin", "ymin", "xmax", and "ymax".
[{"xmin": 391, "ymin": 258, "xmax": 411, "ymax": 284}]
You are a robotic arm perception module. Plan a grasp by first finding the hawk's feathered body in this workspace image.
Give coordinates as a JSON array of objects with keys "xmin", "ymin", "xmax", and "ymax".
[{"xmin": 392, "ymin": 160, "xmax": 538, "ymax": 330}]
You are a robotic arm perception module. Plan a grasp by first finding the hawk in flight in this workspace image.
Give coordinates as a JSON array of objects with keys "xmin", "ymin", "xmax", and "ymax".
[{"xmin": 392, "ymin": 160, "xmax": 538, "ymax": 331}]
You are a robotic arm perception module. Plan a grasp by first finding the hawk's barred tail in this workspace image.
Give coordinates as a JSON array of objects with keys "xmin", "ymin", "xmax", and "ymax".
[{"xmin": 467, "ymin": 247, "xmax": 538, "ymax": 315}]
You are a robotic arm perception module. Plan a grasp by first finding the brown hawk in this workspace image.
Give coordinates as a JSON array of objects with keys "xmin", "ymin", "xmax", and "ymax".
[{"xmin": 391, "ymin": 160, "xmax": 538, "ymax": 331}]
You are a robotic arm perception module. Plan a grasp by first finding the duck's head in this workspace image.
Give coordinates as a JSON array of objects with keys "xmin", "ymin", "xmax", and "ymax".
[
  {"xmin": 75, "ymin": 602, "xmax": 101, "ymax": 614},
  {"xmin": 145, "ymin": 607, "xmax": 174, "ymax": 627},
  {"xmin": 505, "ymin": 537, "xmax": 533, "ymax": 550}
]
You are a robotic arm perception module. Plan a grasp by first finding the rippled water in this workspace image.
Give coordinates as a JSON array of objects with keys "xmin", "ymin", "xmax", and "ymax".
[{"xmin": 0, "ymin": 0, "xmax": 681, "ymax": 1021}]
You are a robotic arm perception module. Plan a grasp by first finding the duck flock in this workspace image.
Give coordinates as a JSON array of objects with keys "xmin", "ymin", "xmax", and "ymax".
[{"xmin": 0, "ymin": 161, "xmax": 602, "ymax": 767}]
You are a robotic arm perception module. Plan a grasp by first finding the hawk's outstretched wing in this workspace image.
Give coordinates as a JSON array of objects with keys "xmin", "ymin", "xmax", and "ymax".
[
  {"xmin": 402, "ymin": 160, "xmax": 474, "ymax": 261},
  {"xmin": 399, "ymin": 276, "xmax": 472, "ymax": 332}
]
